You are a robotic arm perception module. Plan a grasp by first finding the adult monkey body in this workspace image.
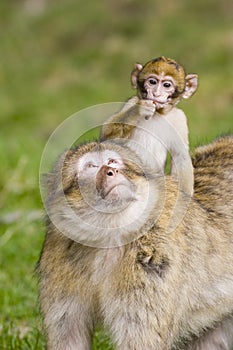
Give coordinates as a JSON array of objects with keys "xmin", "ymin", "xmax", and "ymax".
[
  {"xmin": 101, "ymin": 57, "xmax": 198, "ymax": 196},
  {"xmin": 38, "ymin": 136, "xmax": 233, "ymax": 350}
]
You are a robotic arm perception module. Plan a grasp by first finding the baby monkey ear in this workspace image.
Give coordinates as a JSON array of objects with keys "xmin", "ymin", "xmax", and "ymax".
[
  {"xmin": 131, "ymin": 63, "xmax": 143, "ymax": 88},
  {"xmin": 183, "ymin": 74, "xmax": 198, "ymax": 99}
]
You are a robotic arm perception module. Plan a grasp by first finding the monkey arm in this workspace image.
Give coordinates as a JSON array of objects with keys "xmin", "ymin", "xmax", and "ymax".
[
  {"xmin": 187, "ymin": 316, "xmax": 233, "ymax": 350},
  {"xmin": 169, "ymin": 118, "xmax": 193, "ymax": 196},
  {"xmin": 100, "ymin": 96, "xmax": 139, "ymax": 140},
  {"xmin": 100, "ymin": 96, "xmax": 155, "ymax": 140},
  {"xmin": 171, "ymin": 150, "xmax": 194, "ymax": 196},
  {"xmin": 154, "ymin": 111, "xmax": 193, "ymax": 196}
]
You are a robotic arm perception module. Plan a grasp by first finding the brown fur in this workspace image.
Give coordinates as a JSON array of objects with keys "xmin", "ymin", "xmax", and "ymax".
[
  {"xmin": 100, "ymin": 56, "xmax": 197, "ymax": 140},
  {"xmin": 100, "ymin": 57, "xmax": 197, "ymax": 197},
  {"xmin": 138, "ymin": 56, "xmax": 186, "ymax": 94},
  {"xmin": 101, "ymin": 56, "xmax": 197, "ymax": 140},
  {"xmin": 38, "ymin": 136, "xmax": 233, "ymax": 350},
  {"xmin": 100, "ymin": 96, "xmax": 141, "ymax": 140}
]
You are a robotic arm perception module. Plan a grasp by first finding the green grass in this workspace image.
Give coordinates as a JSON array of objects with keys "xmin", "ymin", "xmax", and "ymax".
[
  {"xmin": 0, "ymin": 0, "xmax": 232, "ymax": 348},
  {"xmin": 0, "ymin": 322, "xmax": 45, "ymax": 350}
]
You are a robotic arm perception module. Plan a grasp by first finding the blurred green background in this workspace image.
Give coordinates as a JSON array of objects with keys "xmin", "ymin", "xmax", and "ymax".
[{"xmin": 0, "ymin": 0, "xmax": 232, "ymax": 348}]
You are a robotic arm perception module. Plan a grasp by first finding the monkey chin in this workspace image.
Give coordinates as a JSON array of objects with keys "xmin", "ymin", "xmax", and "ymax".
[
  {"xmin": 153, "ymin": 101, "xmax": 173, "ymax": 114},
  {"xmin": 100, "ymin": 183, "xmax": 136, "ymax": 202},
  {"xmin": 92, "ymin": 184, "xmax": 137, "ymax": 214}
]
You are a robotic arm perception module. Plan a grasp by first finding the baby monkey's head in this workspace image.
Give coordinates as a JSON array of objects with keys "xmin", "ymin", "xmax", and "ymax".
[
  {"xmin": 131, "ymin": 56, "xmax": 198, "ymax": 112},
  {"xmin": 46, "ymin": 141, "xmax": 162, "ymax": 247}
]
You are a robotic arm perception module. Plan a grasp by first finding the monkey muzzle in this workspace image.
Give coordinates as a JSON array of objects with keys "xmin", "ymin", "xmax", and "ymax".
[{"xmin": 96, "ymin": 165, "xmax": 135, "ymax": 201}]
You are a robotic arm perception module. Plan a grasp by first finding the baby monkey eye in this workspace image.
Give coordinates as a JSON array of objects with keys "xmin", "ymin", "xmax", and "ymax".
[
  {"xmin": 163, "ymin": 81, "xmax": 172, "ymax": 88},
  {"xmin": 148, "ymin": 78, "xmax": 157, "ymax": 85}
]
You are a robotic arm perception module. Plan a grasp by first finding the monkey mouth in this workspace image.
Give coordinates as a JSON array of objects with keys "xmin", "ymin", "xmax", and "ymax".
[
  {"xmin": 99, "ymin": 184, "xmax": 118, "ymax": 199},
  {"xmin": 99, "ymin": 183, "xmax": 135, "ymax": 201},
  {"xmin": 152, "ymin": 100, "xmax": 167, "ymax": 109}
]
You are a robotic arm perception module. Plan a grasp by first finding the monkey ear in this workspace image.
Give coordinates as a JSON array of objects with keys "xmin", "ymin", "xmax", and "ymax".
[
  {"xmin": 183, "ymin": 74, "xmax": 198, "ymax": 99},
  {"xmin": 131, "ymin": 63, "xmax": 143, "ymax": 88}
]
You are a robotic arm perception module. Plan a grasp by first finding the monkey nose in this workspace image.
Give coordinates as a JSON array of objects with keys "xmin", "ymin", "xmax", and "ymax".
[
  {"xmin": 97, "ymin": 165, "xmax": 119, "ymax": 179},
  {"xmin": 106, "ymin": 167, "xmax": 118, "ymax": 177},
  {"xmin": 96, "ymin": 165, "xmax": 119, "ymax": 196}
]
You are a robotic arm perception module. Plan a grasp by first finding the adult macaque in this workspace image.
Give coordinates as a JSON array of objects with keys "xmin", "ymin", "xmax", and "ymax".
[
  {"xmin": 101, "ymin": 56, "xmax": 198, "ymax": 196},
  {"xmin": 38, "ymin": 136, "xmax": 233, "ymax": 350}
]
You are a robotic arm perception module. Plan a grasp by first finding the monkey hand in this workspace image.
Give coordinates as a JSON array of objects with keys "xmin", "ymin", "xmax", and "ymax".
[{"xmin": 137, "ymin": 99, "xmax": 156, "ymax": 119}]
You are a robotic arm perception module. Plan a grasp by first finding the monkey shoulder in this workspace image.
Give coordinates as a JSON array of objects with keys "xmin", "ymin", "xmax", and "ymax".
[
  {"xmin": 131, "ymin": 108, "xmax": 186, "ymax": 142},
  {"xmin": 163, "ymin": 108, "xmax": 189, "ymax": 145},
  {"xmin": 163, "ymin": 107, "xmax": 188, "ymax": 126}
]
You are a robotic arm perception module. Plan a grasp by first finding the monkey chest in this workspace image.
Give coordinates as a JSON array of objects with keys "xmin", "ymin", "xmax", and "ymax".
[{"xmin": 129, "ymin": 116, "xmax": 169, "ymax": 172}]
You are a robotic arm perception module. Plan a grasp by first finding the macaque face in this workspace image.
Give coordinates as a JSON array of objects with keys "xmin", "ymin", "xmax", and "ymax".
[
  {"xmin": 76, "ymin": 149, "xmax": 136, "ymax": 208},
  {"xmin": 47, "ymin": 142, "xmax": 162, "ymax": 247},
  {"xmin": 131, "ymin": 57, "xmax": 198, "ymax": 111},
  {"xmin": 58, "ymin": 142, "xmax": 156, "ymax": 217},
  {"xmin": 141, "ymin": 73, "xmax": 177, "ymax": 109}
]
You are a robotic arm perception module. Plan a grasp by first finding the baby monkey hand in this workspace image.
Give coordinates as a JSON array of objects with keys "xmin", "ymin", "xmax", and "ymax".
[{"xmin": 138, "ymin": 99, "xmax": 156, "ymax": 120}]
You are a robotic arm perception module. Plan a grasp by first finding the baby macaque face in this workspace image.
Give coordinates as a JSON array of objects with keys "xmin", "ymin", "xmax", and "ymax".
[
  {"xmin": 141, "ymin": 73, "xmax": 177, "ymax": 109},
  {"xmin": 131, "ymin": 56, "xmax": 198, "ymax": 111}
]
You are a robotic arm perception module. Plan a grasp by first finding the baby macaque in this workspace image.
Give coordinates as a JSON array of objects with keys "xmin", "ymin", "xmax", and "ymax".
[
  {"xmin": 101, "ymin": 56, "xmax": 198, "ymax": 196},
  {"xmin": 38, "ymin": 136, "xmax": 233, "ymax": 350}
]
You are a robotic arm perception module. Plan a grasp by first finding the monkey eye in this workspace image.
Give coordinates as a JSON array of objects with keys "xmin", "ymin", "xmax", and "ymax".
[
  {"xmin": 148, "ymin": 78, "xmax": 157, "ymax": 85},
  {"xmin": 108, "ymin": 159, "xmax": 117, "ymax": 164},
  {"xmin": 84, "ymin": 162, "xmax": 98, "ymax": 169},
  {"xmin": 107, "ymin": 159, "xmax": 120, "ymax": 166},
  {"xmin": 163, "ymin": 81, "xmax": 172, "ymax": 88}
]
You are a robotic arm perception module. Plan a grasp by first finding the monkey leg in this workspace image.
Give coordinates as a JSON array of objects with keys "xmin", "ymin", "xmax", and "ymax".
[
  {"xmin": 42, "ymin": 296, "xmax": 94, "ymax": 350},
  {"xmin": 187, "ymin": 315, "xmax": 233, "ymax": 350},
  {"xmin": 106, "ymin": 315, "xmax": 168, "ymax": 350},
  {"xmin": 101, "ymin": 285, "xmax": 178, "ymax": 350}
]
